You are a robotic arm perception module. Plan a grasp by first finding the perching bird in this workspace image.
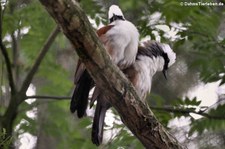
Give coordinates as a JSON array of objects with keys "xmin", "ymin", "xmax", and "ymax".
[
  {"xmin": 70, "ymin": 5, "xmax": 139, "ymax": 118},
  {"xmin": 91, "ymin": 41, "xmax": 176, "ymax": 145},
  {"xmin": 97, "ymin": 5, "xmax": 139, "ymax": 69}
]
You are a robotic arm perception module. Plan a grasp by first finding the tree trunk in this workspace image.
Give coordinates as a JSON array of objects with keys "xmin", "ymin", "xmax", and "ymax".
[
  {"xmin": 1, "ymin": 92, "xmax": 25, "ymax": 149},
  {"xmin": 38, "ymin": 0, "xmax": 185, "ymax": 148}
]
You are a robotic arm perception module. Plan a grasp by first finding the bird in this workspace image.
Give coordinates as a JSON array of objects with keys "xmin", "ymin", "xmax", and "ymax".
[
  {"xmin": 91, "ymin": 40, "xmax": 176, "ymax": 145},
  {"xmin": 70, "ymin": 4, "xmax": 139, "ymax": 118},
  {"xmin": 124, "ymin": 41, "xmax": 176, "ymax": 100}
]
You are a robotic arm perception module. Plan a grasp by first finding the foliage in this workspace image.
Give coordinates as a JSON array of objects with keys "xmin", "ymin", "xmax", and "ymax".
[
  {"xmin": 189, "ymin": 103, "xmax": 225, "ymax": 136},
  {"xmin": 0, "ymin": 128, "xmax": 12, "ymax": 149}
]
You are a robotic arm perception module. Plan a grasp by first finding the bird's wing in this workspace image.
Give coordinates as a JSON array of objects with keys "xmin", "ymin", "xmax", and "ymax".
[
  {"xmin": 70, "ymin": 25, "xmax": 115, "ymax": 116},
  {"xmin": 96, "ymin": 25, "xmax": 114, "ymax": 36},
  {"xmin": 74, "ymin": 25, "xmax": 114, "ymax": 84}
]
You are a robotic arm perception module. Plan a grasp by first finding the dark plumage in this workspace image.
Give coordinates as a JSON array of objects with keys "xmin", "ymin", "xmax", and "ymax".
[
  {"xmin": 91, "ymin": 93, "xmax": 111, "ymax": 145},
  {"xmin": 138, "ymin": 41, "xmax": 170, "ymax": 79},
  {"xmin": 138, "ymin": 41, "xmax": 170, "ymax": 72},
  {"xmin": 70, "ymin": 69, "xmax": 93, "ymax": 118}
]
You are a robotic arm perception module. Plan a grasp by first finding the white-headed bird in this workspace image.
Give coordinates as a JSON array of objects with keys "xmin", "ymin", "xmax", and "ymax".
[{"xmin": 70, "ymin": 5, "xmax": 139, "ymax": 118}]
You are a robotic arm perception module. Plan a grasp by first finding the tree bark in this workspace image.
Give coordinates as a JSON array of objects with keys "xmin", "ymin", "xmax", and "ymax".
[{"xmin": 39, "ymin": 0, "xmax": 185, "ymax": 148}]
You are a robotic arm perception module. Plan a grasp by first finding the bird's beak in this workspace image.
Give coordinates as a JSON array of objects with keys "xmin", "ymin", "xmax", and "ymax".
[{"xmin": 163, "ymin": 69, "xmax": 167, "ymax": 80}]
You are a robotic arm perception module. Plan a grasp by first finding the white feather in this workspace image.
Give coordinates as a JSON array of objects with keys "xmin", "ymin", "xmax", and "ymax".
[
  {"xmin": 108, "ymin": 5, "xmax": 124, "ymax": 19},
  {"xmin": 104, "ymin": 6, "xmax": 139, "ymax": 69},
  {"xmin": 134, "ymin": 56, "xmax": 153, "ymax": 99},
  {"xmin": 134, "ymin": 55, "xmax": 165, "ymax": 99},
  {"xmin": 161, "ymin": 44, "xmax": 176, "ymax": 67}
]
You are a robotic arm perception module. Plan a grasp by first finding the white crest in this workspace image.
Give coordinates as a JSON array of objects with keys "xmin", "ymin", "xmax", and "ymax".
[
  {"xmin": 108, "ymin": 5, "xmax": 124, "ymax": 20},
  {"xmin": 161, "ymin": 44, "xmax": 176, "ymax": 67}
]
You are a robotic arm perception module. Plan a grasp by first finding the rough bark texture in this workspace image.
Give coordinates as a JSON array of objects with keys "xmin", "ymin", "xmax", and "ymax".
[{"xmin": 39, "ymin": 0, "xmax": 184, "ymax": 148}]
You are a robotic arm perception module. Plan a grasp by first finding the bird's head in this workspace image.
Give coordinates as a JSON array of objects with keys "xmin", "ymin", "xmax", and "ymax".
[
  {"xmin": 108, "ymin": 5, "xmax": 125, "ymax": 23},
  {"xmin": 138, "ymin": 41, "xmax": 176, "ymax": 79},
  {"xmin": 160, "ymin": 44, "xmax": 176, "ymax": 79}
]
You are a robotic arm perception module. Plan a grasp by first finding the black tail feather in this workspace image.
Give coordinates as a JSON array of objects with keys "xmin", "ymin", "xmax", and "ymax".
[
  {"xmin": 92, "ymin": 94, "xmax": 111, "ymax": 146},
  {"xmin": 70, "ymin": 70, "xmax": 93, "ymax": 118}
]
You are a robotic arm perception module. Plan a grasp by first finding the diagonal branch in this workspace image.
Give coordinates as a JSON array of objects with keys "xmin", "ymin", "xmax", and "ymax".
[
  {"xmin": 0, "ymin": 5, "xmax": 16, "ymax": 94},
  {"xmin": 0, "ymin": 43, "xmax": 16, "ymax": 94},
  {"xmin": 19, "ymin": 26, "xmax": 60, "ymax": 100}
]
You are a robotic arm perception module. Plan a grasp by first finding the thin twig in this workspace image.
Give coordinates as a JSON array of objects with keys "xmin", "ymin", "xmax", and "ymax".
[
  {"xmin": 150, "ymin": 106, "xmax": 225, "ymax": 120},
  {"xmin": 25, "ymin": 95, "xmax": 70, "ymax": 100},
  {"xmin": 203, "ymin": 97, "xmax": 225, "ymax": 112},
  {"xmin": 0, "ymin": 1, "xmax": 2, "ymax": 39},
  {"xmin": 19, "ymin": 26, "xmax": 60, "ymax": 100},
  {"xmin": 25, "ymin": 94, "xmax": 225, "ymax": 120}
]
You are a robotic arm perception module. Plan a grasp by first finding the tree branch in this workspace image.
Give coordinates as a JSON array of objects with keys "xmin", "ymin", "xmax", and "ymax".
[
  {"xmin": 25, "ymin": 94, "xmax": 225, "ymax": 120},
  {"xmin": 39, "ymin": 1, "xmax": 184, "ymax": 148},
  {"xmin": 150, "ymin": 106, "xmax": 225, "ymax": 120},
  {"xmin": 0, "ymin": 33, "xmax": 16, "ymax": 95},
  {"xmin": 0, "ymin": 1, "xmax": 16, "ymax": 94},
  {"xmin": 25, "ymin": 95, "xmax": 70, "ymax": 100},
  {"xmin": 0, "ymin": 1, "xmax": 2, "ymax": 39},
  {"xmin": 19, "ymin": 26, "xmax": 60, "ymax": 101}
]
